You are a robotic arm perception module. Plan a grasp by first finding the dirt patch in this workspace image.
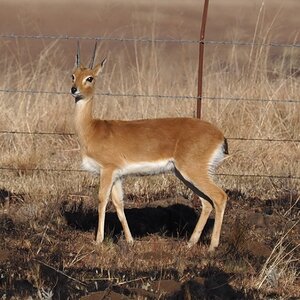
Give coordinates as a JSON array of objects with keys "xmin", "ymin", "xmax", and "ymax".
[
  {"xmin": 81, "ymin": 290, "xmax": 128, "ymax": 300},
  {"xmin": 0, "ymin": 249, "xmax": 10, "ymax": 264}
]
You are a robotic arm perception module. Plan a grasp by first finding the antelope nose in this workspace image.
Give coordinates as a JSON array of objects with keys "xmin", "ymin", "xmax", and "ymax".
[{"xmin": 71, "ymin": 87, "xmax": 77, "ymax": 94}]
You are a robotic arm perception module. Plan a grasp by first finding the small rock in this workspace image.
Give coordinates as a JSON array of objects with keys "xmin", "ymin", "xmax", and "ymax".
[{"xmin": 151, "ymin": 279, "xmax": 182, "ymax": 295}]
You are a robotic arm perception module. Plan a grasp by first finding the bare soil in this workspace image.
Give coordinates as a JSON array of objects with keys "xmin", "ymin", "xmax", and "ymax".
[{"xmin": 0, "ymin": 189, "xmax": 299, "ymax": 299}]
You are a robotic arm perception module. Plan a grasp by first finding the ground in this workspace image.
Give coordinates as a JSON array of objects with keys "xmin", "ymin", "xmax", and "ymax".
[{"xmin": 0, "ymin": 188, "xmax": 299, "ymax": 299}]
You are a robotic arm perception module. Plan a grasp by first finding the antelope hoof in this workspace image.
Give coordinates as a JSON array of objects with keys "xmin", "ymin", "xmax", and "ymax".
[
  {"xmin": 95, "ymin": 236, "xmax": 104, "ymax": 245},
  {"xmin": 127, "ymin": 237, "xmax": 134, "ymax": 245},
  {"xmin": 208, "ymin": 245, "xmax": 217, "ymax": 252},
  {"xmin": 187, "ymin": 240, "xmax": 196, "ymax": 248}
]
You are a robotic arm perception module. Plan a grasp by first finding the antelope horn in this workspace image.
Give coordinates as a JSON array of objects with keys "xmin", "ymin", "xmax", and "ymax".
[
  {"xmin": 89, "ymin": 41, "xmax": 98, "ymax": 69},
  {"xmin": 76, "ymin": 40, "xmax": 80, "ymax": 67}
]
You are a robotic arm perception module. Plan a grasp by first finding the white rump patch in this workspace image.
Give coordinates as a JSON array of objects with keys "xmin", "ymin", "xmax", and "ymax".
[
  {"xmin": 208, "ymin": 143, "xmax": 225, "ymax": 174},
  {"xmin": 81, "ymin": 156, "xmax": 101, "ymax": 174},
  {"xmin": 118, "ymin": 160, "xmax": 174, "ymax": 177}
]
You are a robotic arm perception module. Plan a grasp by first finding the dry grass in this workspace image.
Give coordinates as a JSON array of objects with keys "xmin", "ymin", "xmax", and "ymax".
[
  {"xmin": 0, "ymin": 0, "xmax": 299, "ymax": 299},
  {"xmin": 256, "ymin": 221, "xmax": 299, "ymax": 291},
  {"xmin": 0, "ymin": 35, "xmax": 299, "ymax": 199}
]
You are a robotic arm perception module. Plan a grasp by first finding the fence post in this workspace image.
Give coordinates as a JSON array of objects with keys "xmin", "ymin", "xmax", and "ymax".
[{"xmin": 196, "ymin": 0, "xmax": 209, "ymax": 119}]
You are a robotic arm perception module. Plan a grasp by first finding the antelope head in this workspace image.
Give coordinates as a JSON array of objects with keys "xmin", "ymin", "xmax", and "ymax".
[{"xmin": 71, "ymin": 41, "xmax": 106, "ymax": 102}]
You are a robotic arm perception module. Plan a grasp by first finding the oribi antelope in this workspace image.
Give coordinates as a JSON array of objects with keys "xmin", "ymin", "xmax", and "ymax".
[{"xmin": 70, "ymin": 43, "xmax": 228, "ymax": 251}]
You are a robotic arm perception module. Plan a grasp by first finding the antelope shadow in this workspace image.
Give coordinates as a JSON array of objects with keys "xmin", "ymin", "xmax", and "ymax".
[{"xmin": 61, "ymin": 201, "xmax": 214, "ymax": 242}]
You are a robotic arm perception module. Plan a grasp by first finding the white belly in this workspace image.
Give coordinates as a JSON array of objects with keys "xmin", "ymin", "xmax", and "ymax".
[
  {"xmin": 118, "ymin": 160, "xmax": 174, "ymax": 177},
  {"xmin": 81, "ymin": 156, "xmax": 174, "ymax": 178},
  {"xmin": 81, "ymin": 156, "xmax": 101, "ymax": 174}
]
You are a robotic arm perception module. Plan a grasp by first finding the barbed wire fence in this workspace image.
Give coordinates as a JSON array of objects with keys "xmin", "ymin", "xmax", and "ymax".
[
  {"xmin": 1, "ymin": 33, "xmax": 300, "ymax": 48},
  {"xmin": 0, "ymin": 33, "xmax": 299, "ymax": 184}
]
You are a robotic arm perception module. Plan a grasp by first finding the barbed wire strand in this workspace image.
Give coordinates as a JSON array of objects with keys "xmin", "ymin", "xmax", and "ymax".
[
  {"xmin": 0, "ymin": 166, "xmax": 299, "ymax": 180},
  {"xmin": 0, "ymin": 88, "xmax": 300, "ymax": 104},
  {"xmin": 0, "ymin": 33, "xmax": 299, "ymax": 48},
  {"xmin": 0, "ymin": 130, "xmax": 299, "ymax": 143}
]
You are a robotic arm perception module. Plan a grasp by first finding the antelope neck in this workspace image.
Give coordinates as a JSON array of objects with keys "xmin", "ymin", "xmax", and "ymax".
[{"xmin": 74, "ymin": 97, "xmax": 95, "ymax": 142}]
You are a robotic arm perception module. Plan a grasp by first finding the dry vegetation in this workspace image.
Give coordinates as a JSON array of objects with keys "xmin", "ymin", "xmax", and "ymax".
[{"xmin": 0, "ymin": 0, "xmax": 299, "ymax": 299}]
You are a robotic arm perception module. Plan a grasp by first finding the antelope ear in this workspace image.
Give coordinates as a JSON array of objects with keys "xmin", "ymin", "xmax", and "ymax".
[{"xmin": 93, "ymin": 58, "xmax": 107, "ymax": 76}]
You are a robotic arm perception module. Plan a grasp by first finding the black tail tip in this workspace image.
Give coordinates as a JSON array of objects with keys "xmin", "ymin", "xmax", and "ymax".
[{"xmin": 223, "ymin": 138, "xmax": 229, "ymax": 155}]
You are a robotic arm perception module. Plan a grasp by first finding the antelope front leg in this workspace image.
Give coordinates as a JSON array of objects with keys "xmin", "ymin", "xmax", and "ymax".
[
  {"xmin": 111, "ymin": 179, "xmax": 134, "ymax": 243},
  {"xmin": 96, "ymin": 169, "xmax": 114, "ymax": 244}
]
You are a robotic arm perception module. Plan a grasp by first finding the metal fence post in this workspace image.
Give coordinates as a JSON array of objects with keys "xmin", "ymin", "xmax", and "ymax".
[{"xmin": 196, "ymin": 0, "xmax": 209, "ymax": 119}]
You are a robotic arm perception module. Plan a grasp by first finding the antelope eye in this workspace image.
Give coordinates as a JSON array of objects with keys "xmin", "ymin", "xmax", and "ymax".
[
  {"xmin": 71, "ymin": 75, "xmax": 75, "ymax": 81},
  {"xmin": 86, "ymin": 76, "xmax": 94, "ymax": 83}
]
